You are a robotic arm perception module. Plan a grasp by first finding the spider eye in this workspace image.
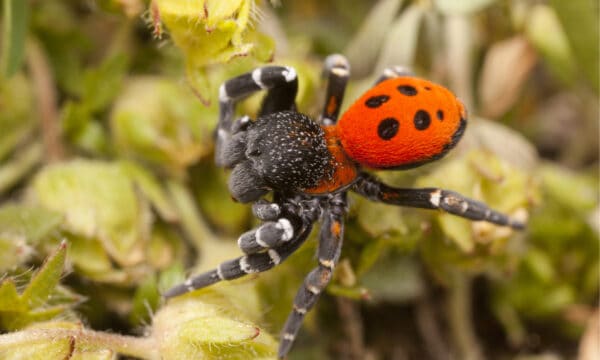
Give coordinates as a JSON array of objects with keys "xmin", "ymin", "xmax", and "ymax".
[
  {"xmin": 413, "ymin": 110, "xmax": 431, "ymax": 130},
  {"xmin": 377, "ymin": 117, "xmax": 399, "ymax": 140}
]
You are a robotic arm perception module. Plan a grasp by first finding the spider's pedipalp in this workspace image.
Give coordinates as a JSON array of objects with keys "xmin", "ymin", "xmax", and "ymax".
[
  {"xmin": 228, "ymin": 160, "xmax": 270, "ymax": 203},
  {"xmin": 238, "ymin": 218, "xmax": 294, "ymax": 254},
  {"xmin": 252, "ymin": 200, "xmax": 281, "ymax": 221},
  {"xmin": 220, "ymin": 131, "xmax": 247, "ymax": 168}
]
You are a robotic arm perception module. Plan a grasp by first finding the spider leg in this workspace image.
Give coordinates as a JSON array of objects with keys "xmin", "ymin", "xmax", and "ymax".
[
  {"xmin": 237, "ymin": 216, "xmax": 295, "ymax": 255},
  {"xmin": 163, "ymin": 214, "xmax": 314, "ymax": 299},
  {"xmin": 353, "ymin": 172, "xmax": 525, "ymax": 229},
  {"xmin": 238, "ymin": 198, "xmax": 324, "ymax": 255},
  {"xmin": 374, "ymin": 65, "xmax": 414, "ymax": 85},
  {"xmin": 318, "ymin": 54, "xmax": 350, "ymax": 126},
  {"xmin": 216, "ymin": 66, "xmax": 298, "ymax": 166},
  {"xmin": 278, "ymin": 193, "xmax": 347, "ymax": 358},
  {"xmin": 164, "ymin": 197, "xmax": 322, "ymax": 299}
]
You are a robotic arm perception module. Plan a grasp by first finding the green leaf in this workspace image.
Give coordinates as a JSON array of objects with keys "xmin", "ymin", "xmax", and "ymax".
[
  {"xmin": 549, "ymin": 0, "xmax": 599, "ymax": 92},
  {"xmin": 0, "ymin": 72, "xmax": 35, "ymax": 159},
  {"xmin": 0, "ymin": 204, "xmax": 62, "ymax": 245},
  {"xmin": 0, "ymin": 280, "xmax": 25, "ymax": 312},
  {"xmin": 119, "ymin": 161, "xmax": 179, "ymax": 222},
  {"xmin": 82, "ymin": 54, "xmax": 129, "ymax": 112},
  {"xmin": 129, "ymin": 275, "xmax": 159, "ymax": 326},
  {"xmin": 1, "ymin": 0, "xmax": 29, "ymax": 78},
  {"xmin": 31, "ymin": 160, "xmax": 151, "ymax": 267},
  {"xmin": 360, "ymin": 255, "xmax": 423, "ymax": 302},
  {"xmin": 525, "ymin": 4, "xmax": 577, "ymax": 86},
  {"xmin": 22, "ymin": 241, "xmax": 67, "ymax": 308}
]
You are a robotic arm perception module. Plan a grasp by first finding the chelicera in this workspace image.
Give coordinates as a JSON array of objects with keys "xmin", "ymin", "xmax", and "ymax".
[{"xmin": 164, "ymin": 54, "xmax": 525, "ymax": 358}]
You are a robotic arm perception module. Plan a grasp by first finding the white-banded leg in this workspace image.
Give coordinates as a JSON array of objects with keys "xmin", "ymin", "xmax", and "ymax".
[
  {"xmin": 216, "ymin": 66, "xmax": 298, "ymax": 166},
  {"xmin": 373, "ymin": 65, "xmax": 414, "ymax": 85},
  {"xmin": 318, "ymin": 54, "xmax": 350, "ymax": 126},
  {"xmin": 163, "ymin": 218, "xmax": 313, "ymax": 299},
  {"xmin": 237, "ymin": 200, "xmax": 293, "ymax": 254},
  {"xmin": 353, "ymin": 172, "xmax": 526, "ymax": 229},
  {"xmin": 278, "ymin": 194, "xmax": 347, "ymax": 359}
]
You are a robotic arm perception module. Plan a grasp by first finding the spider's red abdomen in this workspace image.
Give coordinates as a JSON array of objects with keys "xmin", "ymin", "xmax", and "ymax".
[{"xmin": 337, "ymin": 77, "xmax": 467, "ymax": 169}]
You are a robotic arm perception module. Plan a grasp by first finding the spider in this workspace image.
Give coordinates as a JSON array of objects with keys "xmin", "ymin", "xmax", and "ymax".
[{"xmin": 164, "ymin": 54, "xmax": 525, "ymax": 358}]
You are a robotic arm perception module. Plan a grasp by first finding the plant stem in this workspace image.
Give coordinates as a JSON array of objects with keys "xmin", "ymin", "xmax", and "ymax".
[
  {"xmin": 0, "ymin": 328, "xmax": 159, "ymax": 359},
  {"xmin": 447, "ymin": 272, "xmax": 484, "ymax": 360},
  {"xmin": 26, "ymin": 38, "xmax": 64, "ymax": 162}
]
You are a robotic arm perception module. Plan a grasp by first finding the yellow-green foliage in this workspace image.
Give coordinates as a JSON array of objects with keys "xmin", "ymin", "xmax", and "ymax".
[{"xmin": 0, "ymin": 0, "xmax": 597, "ymax": 359}]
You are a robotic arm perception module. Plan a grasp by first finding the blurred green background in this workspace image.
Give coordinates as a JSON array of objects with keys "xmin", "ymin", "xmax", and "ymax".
[{"xmin": 0, "ymin": 0, "xmax": 597, "ymax": 359}]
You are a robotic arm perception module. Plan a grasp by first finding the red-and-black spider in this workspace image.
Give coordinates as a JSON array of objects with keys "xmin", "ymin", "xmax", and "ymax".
[{"xmin": 164, "ymin": 54, "xmax": 525, "ymax": 358}]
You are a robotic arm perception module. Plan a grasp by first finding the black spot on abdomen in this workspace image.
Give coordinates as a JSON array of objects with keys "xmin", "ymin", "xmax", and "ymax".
[
  {"xmin": 397, "ymin": 85, "xmax": 418, "ymax": 96},
  {"xmin": 436, "ymin": 110, "xmax": 444, "ymax": 121},
  {"xmin": 365, "ymin": 95, "xmax": 390, "ymax": 108},
  {"xmin": 413, "ymin": 110, "xmax": 431, "ymax": 130},
  {"xmin": 377, "ymin": 117, "xmax": 400, "ymax": 140}
]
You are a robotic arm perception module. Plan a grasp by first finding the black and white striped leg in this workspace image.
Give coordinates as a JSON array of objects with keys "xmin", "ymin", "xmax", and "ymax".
[
  {"xmin": 237, "ymin": 216, "xmax": 295, "ymax": 255},
  {"xmin": 353, "ymin": 172, "xmax": 525, "ymax": 229},
  {"xmin": 216, "ymin": 66, "xmax": 298, "ymax": 166},
  {"xmin": 251, "ymin": 199, "xmax": 283, "ymax": 221},
  {"xmin": 318, "ymin": 54, "xmax": 350, "ymax": 126},
  {"xmin": 163, "ymin": 219, "xmax": 314, "ymax": 299},
  {"xmin": 278, "ymin": 194, "xmax": 347, "ymax": 359},
  {"xmin": 374, "ymin": 65, "xmax": 414, "ymax": 85}
]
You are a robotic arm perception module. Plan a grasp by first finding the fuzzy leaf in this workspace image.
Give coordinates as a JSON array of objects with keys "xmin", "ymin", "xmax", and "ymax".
[
  {"xmin": 31, "ymin": 160, "xmax": 150, "ymax": 266},
  {"xmin": 119, "ymin": 161, "xmax": 179, "ymax": 222},
  {"xmin": 0, "ymin": 204, "xmax": 62, "ymax": 245},
  {"xmin": 0, "ymin": 280, "xmax": 25, "ymax": 312},
  {"xmin": 21, "ymin": 242, "xmax": 67, "ymax": 309},
  {"xmin": 155, "ymin": 294, "xmax": 277, "ymax": 359}
]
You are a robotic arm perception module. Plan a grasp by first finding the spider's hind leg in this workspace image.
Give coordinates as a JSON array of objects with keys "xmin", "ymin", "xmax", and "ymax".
[
  {"xmin": 319, "ymin": 54, "xmax": 350, "ymax": 125},
  {"xmin": 278, "ymin": 194, "xmax": 347, "ymax": 358},
  {"xmin": 374, "ymin": 65, "xmax": 414, "ymax": 84}
]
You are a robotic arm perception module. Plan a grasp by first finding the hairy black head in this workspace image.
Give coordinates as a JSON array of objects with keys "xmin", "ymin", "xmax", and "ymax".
[{"xmin": 246, "ymin": 111, "xmax": 331, "ymax": 191}]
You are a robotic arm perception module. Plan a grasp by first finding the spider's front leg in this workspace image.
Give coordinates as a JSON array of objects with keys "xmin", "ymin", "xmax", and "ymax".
[
  {"xmin": 216, "ymin": 65, "xmax": 298, "ymax": 167},
  {"xmin": 278, "ymin": 193, "xmax": 347, "ymax": 358},
  {"xmin": 163, "ymin": 199, "xmax": 318, "ymax": 299},
  {"xmin": 353, "ymin": 172, "xmax": 525, "ymax": 229}
]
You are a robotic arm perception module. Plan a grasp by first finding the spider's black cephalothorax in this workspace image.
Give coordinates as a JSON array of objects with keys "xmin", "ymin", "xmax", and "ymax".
[
  {"xmin": 225, "ymin": 110, "xmax": 333, "ymax": 202},
  {"xmin": 164, "ymin": 55, "xmax": 526, "ymax": 359}
]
